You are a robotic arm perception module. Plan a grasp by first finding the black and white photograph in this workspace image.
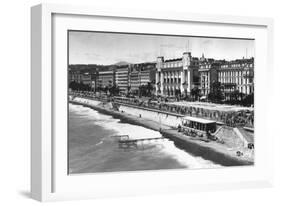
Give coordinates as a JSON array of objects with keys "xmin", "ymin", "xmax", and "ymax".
[
  {"xmin": 2, "ymin": 0, "xmax": 279, "ymax": 204},
  {"xmin": 68, "ymin": 31, "xmax": 255, "ymax": 174}
]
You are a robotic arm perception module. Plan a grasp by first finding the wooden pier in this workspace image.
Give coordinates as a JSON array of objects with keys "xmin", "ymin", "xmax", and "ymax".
[
  {"xmin": 112, "ymin": 135, "xmax": 165, "ymax": 149},
  {"xmin": 118, "ymin": 137, "xmax": 165, "ymax": 144}
]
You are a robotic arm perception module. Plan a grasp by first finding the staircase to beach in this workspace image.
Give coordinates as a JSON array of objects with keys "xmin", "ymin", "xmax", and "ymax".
[
  {"xmin": 213, "ymin": 126, "xmax": 223, "ymax": 137},
  {"xmin": 214, "ymin": 126, "xmax": 244, "ymax": 148},
  {"xmin": 236, "ymin": 127, "xmax": 254, "ymax": 146}
]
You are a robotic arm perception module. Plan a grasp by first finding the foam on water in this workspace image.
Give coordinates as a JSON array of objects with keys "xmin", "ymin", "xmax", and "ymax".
[
  {"xmin": 69, "ymin": 103, "xmax": 222, "ymax": 170},
  {"xmin": 70, "ymin": 103, "xmax": 160, "ymax": 139},
  {"xmin": 158, "ymin": 140, "xmax": 221, "ymax": 169}
]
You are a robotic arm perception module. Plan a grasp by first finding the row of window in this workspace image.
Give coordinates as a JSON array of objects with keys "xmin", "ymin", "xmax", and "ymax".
[
  {"xmin": 218, "ymin": 76, "xmax": 253, "ymax": 85},
  {"xmin": 220, "ymin": 63, "xmax": 253, "ymax": 68},
  {"xmin": 199, "ymin": 64, "xmax": 212, "ymax": 69},
  {"xmin": 163, "ymin": 62, "xmax": 183, "ymax": 68},
  {"xmin": 162, "ymin": 72, "xmax": 182, "ymax": 78},
  {"xmin": 163, "ymin": 78, "xmax": 182, "ymax": 84},
  {"xmin": 218, "ymin": 70, "xmax": 248, "ymax": 77}
]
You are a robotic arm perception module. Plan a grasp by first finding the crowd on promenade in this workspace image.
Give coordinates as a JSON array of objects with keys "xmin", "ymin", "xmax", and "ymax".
[{"xmin": 69, "ymin": 91, "xmax": 254, "ymax": 128}]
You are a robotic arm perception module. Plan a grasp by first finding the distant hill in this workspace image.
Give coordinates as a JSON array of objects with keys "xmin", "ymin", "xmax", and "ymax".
[{"xmin": 113, "ymin": 61, "xmax": 131, "ymax": 66}]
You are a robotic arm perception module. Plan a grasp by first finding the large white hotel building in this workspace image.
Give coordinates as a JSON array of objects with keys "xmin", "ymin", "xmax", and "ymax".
[
  {"xmin": 155, "ymin": 52, "xmax": 200, "ymax": 96},
  {"xmin": 156, "ymin": 52, "xmax": 254, "ymax": 99}
]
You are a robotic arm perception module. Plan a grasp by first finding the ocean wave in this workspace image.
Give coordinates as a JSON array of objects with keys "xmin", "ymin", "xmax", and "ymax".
[
  {"xmin": 69, "ymin": 103, "xmax": 221, "ymax": 169},
  {"xmin": 158, "ymin": 140, "xmax": 221, "ymax": 169}
]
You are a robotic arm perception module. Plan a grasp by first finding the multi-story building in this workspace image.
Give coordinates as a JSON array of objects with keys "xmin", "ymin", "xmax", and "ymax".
[
  {"xmin": 68, "ymin": 65, "xmax": 87, "ymax": 83},
  {"xmin": 68, "ymin": 55, "xmax": 254, "ymax": 100},
  {"xmin": 139, "ymin": 70, "xmax": 152, "ymax": 85},
  {"xmin": 155, "ymin": 52, "xmax": 200, "ymax": 97},
  {"xmin": 198, "ymin": 56, "xmax": 254, "ymax": 100},
  {"xmin": 218, "ymin": 58, "xmax": 254, "ymax": 98},
  {"xmin": 115, "ymin": 65, "xmax": 129, "ymax": 94},
  {"xmin": 68, "ymin": 68, "xmax": 82, "ymax": 83},
  {"xmin": 80, "ymin": 72, "xmax": 92, "ymax": 86},
  {"xmin": 129, "ymin": 69, "xmax": 140, "ymax": 94},
  {"xmin": 88, "ymin": 68, "xmax": 99, "ymax": 91},
  {"xmin": 68, "ymin": 65, "xmax": 99, "ymax": 90},
  {"xmin": 128, "ymin": 63, "xmax": 156, "ymax": 94},
  {"xmin": 198, "ymin": 57, "xmax": 220, "ymax": 96},
  {"xmin": 97, "ymin": 67, "xmax": 115, "ymax": 89}
]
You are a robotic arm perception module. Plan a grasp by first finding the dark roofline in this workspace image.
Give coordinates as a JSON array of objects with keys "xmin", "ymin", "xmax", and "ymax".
[{"xmin": 164, "ymin": 58, "xmax": 182, "ymax": 63}]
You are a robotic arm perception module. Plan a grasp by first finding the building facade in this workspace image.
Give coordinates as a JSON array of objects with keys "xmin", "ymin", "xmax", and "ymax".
[
  {"xmin": 128, "ymin": 63, "xmax": 156, "ymax": 94},
  {"xmin": 68, "ymin": 65, "xmax": 99, "ymax": 90},
  {"xmin": 198, "ymin": 57, "xmax": 219, "ymax": 96},
  {"xmin": 218, "ymin": 58, "xmax": 254, "ymax": 97},
  {"xmin": 68, "ymin": 68, "xmax": 82, "ymax": 83},
  {"xmin": 97, "ymin": 67, "xmax": 115, "ymax": 89},
  {"xmin": 198, "ymin": 57, "xmax": 254, "ymax": 100},
  {"xmin": 115, "ymin": 65, "xmax": 129, "ymax": 94},
  {"xmin": 68, "ymin": 55, "xmax": 254, "ymax": 100},
  {"xmin": 129, "ymin": 69, "xmax": 140, "ymax": 94},
  {"xmin": 155, "ymin": 52, "xmax": 200, "ymax": 97},
  {"xmin": 80, "ymin": 72, "xmax": 92, "ymax": 86}
]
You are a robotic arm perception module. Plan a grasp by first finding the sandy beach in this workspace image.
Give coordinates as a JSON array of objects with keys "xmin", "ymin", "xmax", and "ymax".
[{"xmin": 70, "ymin": 97, "xmax": 254, "ymax": 166}]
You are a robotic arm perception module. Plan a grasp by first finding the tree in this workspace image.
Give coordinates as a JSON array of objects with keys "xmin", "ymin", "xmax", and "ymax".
[
  {"xmin": 208, "ymin": 81, "xmax": 224, "ymax": 103},
  {"xmin": 109, "ymin": 85, "xmax": 120, "ymax": 96},
  {"xmin": 146, "ymin": 82, "xmax": 153, "ymax": 97},
  {"xmin": 229, "ymin": 90, "xmax": 241, "ymax": 103},
  {"xmin": 127, "ymin": 85, "xmax": 131, "ymax": 95},
  {"xmin": 69, "ymin": 81, "xmax": 78, "ymax": 90},
  {"xmin": 138, "ymin": 83, "xmax": 154, "ymax": 97},
  {"xmin": 69, "ymin": 81, "xmax": 91, "ymax": 91},
  {"xmin": 242, "ymin": 93, "xmax": 254, "ymax": 106},
  {"xmin": 139, "ymin": 85, "xmax": 146, "ymax": 97},
  {"xmin": 191, "ymin": 87, "xmax": 200, "ymax": 101},
  {"xmin": 175, "ymin": 89, "xmax": 181, "ymax": 101},
  {"xmin": 96, "ymin": 86, "xmax": 102, "ymax": 92}
]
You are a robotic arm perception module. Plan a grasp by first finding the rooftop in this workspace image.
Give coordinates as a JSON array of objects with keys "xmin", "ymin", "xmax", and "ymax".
[
  {"xmin": 164, "ymin": 58, "xmax": 182, "ymax": 63},
  {"xmin": 182, "ymin": 116, "xmax": 216, "ymax": 124}
]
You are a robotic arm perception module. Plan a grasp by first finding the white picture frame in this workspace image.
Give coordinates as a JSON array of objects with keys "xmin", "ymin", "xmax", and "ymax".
[{"xmin": 31, "ymin": 3, "xmax": 274, "ymax": 202}]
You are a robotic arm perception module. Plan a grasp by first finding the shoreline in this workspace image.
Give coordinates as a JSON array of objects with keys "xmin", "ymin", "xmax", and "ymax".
[{"xmin": 69, "ymin": 99, "xmax": 254, "ymax": 166}]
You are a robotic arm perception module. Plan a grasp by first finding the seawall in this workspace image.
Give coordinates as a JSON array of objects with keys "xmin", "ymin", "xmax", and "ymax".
[{"xmin": 69, "ymin": 96, "xmax": 254, "ymax": 166}]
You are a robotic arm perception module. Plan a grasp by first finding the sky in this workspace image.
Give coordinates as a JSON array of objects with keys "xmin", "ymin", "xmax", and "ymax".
[{"xmin": 68, "ymin": 31, "xmax": 255, "ymax": 65}]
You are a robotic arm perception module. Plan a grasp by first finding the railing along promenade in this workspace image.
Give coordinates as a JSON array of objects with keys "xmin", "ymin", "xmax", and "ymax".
[{"xmin": 69, "ymin": 91, "xmax": 254, "ymax": 128}]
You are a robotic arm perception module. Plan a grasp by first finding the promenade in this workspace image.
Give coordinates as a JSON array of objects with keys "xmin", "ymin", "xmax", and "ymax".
[
  {"xmin": 69, "ymin": 95, "xmax": 254, "ymax": 166},
  {"xmin": 70, "ymin": 91, "xmax": 254, "ymax": 128}
]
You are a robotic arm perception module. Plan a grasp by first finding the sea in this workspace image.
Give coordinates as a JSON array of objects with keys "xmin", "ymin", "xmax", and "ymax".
[{"xmin": 68, "ymin": 103, "xmax": 221, "ymax": 174}]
